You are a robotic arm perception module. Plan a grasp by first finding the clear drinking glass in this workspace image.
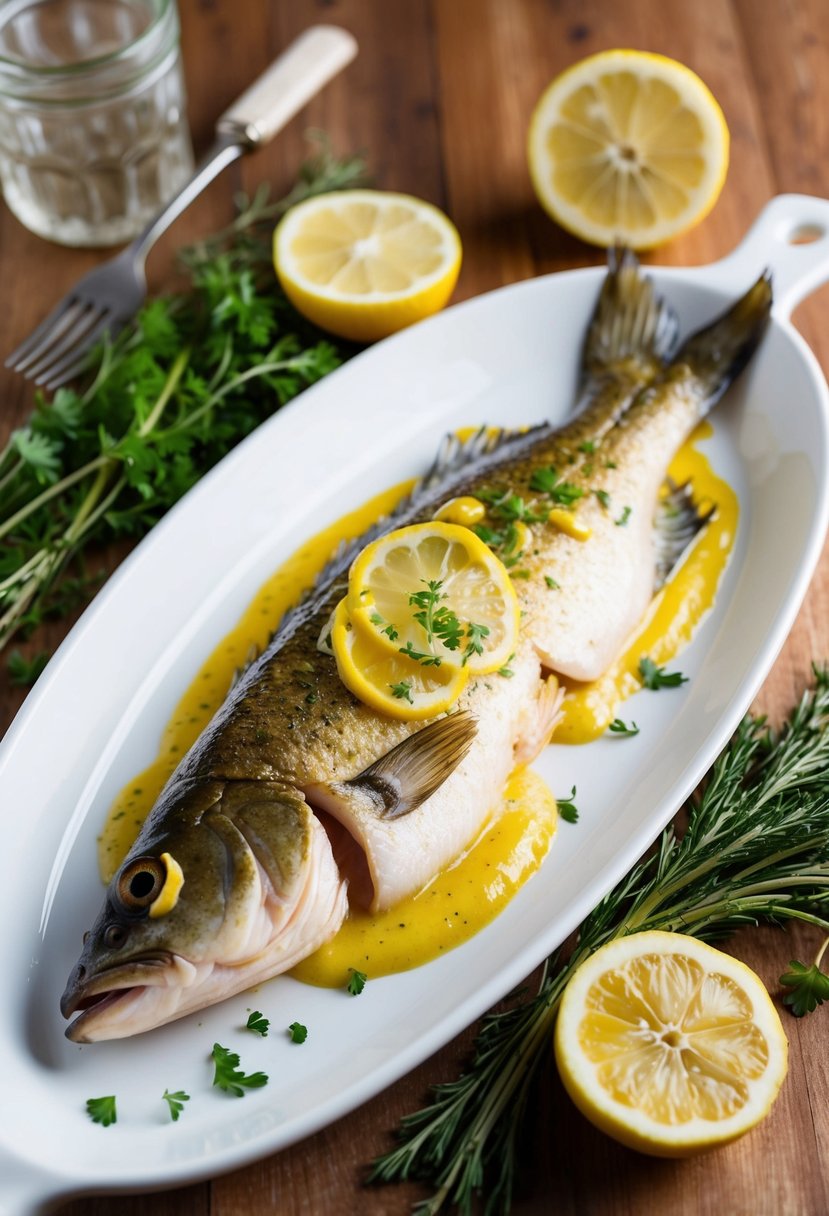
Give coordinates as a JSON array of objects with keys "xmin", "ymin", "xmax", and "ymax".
[{"xmin": 0, "ymin": 0, "xmax": 194, "ymax": 246}]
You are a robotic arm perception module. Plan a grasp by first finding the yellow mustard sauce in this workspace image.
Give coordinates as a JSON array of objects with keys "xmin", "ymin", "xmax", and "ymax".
[
  {"xmin": 553, "ymin": 421, "xmax": 738, "ymax": 743},
  {"xmin": 292, "ymin": 767, "xmax": 556, "ymax": 986},
  {"xmin": 98, "ymin": 419, "xmax": 734, "ymax": 985}
]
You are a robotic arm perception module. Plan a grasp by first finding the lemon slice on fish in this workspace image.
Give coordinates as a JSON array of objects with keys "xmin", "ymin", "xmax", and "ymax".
[
  {"xmin": 528, "ymin": 50, "xmax": 729, "ymax": 249},
  {"xmin": 331, "ymin": 599, "xmax": 469, "ymax": 721},
  {"xmin": 554, "ymin": 932, "xmax": 788, "ymax": 1156},
  {"xmin": 273, "ymin": 190, "xmax": 462, "ymax": 342},
  {"xmin": 347, "ymin": 522, "xmax": 519, "ymax": 675}
]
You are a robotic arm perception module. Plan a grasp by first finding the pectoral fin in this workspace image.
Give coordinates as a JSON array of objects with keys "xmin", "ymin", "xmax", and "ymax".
[
  {"xmin": 349, "ymin": 710, "xmax": 478, "ymax": 820},
  {"xmin": 307, "ymin": 710, "xmax": 477, "ymax": 823}
]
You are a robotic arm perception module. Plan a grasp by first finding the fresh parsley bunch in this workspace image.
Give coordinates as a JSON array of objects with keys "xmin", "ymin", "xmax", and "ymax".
[
  {"xmin": 372, "ymin": 665, "xmax": 829, "ymax": 1216},
  {"xmin": 0, "ymin": 140, "xmax": 367, "ymax": 669}
]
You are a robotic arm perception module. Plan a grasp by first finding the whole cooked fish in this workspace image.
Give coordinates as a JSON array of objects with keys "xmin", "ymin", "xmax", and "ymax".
[{"xmin": 61, "ymin": 256, "xmax": 771, "ymax": 1041}]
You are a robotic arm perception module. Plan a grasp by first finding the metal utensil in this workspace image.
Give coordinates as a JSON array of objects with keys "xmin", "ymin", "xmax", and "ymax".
[{"xmin": 5, "ymin": 24, "xmax": 357, "ymax": 390}]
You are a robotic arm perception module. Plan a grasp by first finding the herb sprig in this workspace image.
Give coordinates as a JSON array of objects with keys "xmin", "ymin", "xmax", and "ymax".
[
  {"xmin": 371, "ymin": 666, "xmax": 829, "ymax": 1215},
  {"xmin": 0, "ymin": 138, "xmax": 368, "ymax": 668},
  {"xmin": 211, "ymin": 1043, "xmax": 268, "ymax": 1096}
]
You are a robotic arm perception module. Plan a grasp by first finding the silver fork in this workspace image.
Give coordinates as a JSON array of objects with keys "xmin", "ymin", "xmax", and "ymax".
[{"xmin": 5, "ymin": 25, "xmax": 357, "ymax": 391}]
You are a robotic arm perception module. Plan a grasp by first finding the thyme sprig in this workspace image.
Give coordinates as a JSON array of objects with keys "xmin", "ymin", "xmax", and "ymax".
[{"xmin": 371, "ymin": 665, "xmax": 829, "ymax": 1216}]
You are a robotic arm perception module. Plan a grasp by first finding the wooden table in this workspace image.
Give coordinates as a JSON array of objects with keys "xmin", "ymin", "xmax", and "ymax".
[{"xmin": 3, "ymin": 0, "xmax": 828, "ymax": 1211}]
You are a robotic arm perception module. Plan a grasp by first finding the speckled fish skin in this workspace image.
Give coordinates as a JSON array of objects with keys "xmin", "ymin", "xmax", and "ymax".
[{"xmin": 60, "ymin": 258, "xmax": 770, "ymax": 1042}]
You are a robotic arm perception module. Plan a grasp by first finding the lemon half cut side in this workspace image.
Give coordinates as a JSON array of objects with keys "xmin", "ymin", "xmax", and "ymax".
[
  {"xmin": 273, "ymin": 189, "xmax": 462, "ymax": 342},
  {"xmin": 528, "ymin": 50, "xmax": 729, "ymax": 249},
  {"xmin": 554, "ymin": 931, "xmax": 788, "ymax": 1156}
]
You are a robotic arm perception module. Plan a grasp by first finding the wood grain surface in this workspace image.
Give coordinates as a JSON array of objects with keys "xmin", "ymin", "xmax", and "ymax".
[{"xmin": 3, "ymin": 1, "xmax": 828, "ymax": 1212}]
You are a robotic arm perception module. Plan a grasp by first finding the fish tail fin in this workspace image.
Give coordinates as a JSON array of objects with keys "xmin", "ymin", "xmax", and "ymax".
[
  {"xmin": 582, "ymin": 247, "xmax": 680, "ymax": 376},
  {"xmin": 673, "ymin": 272, "xmax": 773, "ymax": 412}
]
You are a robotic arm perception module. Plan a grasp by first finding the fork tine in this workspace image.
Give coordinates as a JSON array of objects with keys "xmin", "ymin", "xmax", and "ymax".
[
  {"xmin": 6, "ymin": 297, "xmax": 85, "ymax": 372},
  {"xmin": 36, "ymin": 311, "xmax": 115, "ymax": 389},
  {"xmin": 25, "ymin": 305, "xmax": 107, "ymax": 381}
]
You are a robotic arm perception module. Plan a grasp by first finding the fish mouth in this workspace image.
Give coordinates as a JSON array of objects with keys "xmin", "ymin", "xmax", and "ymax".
[{"xmin": 61, "ymin": 953, "xmax": 180, "ymax": 1043}]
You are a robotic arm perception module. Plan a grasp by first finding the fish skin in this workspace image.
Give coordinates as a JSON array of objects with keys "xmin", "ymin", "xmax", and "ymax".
[{"xmin": 60, "ymin": 259, "xmax": 770, "ymax": 1042}]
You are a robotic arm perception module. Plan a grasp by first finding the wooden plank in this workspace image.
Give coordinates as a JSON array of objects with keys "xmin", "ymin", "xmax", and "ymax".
[{"xmin": 9, "ymin": 1, "xmax": 829, "ymax": 1213}]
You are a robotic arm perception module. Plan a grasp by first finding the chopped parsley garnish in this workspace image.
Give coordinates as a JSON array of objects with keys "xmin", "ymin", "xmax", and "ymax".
[
  {"xmin": 399, "ymin": 640, "xmax": 441, "ymax": 667},
  {"xmin": 615, "ymin": 505, "xmax": 632, "ymax": 527},
  {"xmin": 780, "ymin": 958, "xmax": 829, "ymax": 1017},
  {"xmin": 556, "ymin": 786, "xmax": 579, "ymax": 823},
  {"xmin": 639, "ymin": 657, "xmax": 689, "ymax": 690},
  {"xmin": 347, "ymin": 969, "xmax": 368, "ymax": 996},
  {"xmin": 528, "ymin": 467, "xmax": 585, "ymax": 507},
  {"xmin": 211, "ymin": 1043, "xmax": 269, "ymax": 1096},
  {"xmin": 246, "ymin": 1010, "xmax": 270, "ymax": 1036},
  {"xmin": 463, "ymin": 621, "xmax": 490, "ymax": 665},
  {"xmin": 544, "ymin": 575, "xmax": 560, "ymax": 590},
  {"xmin": 390, "ymin": 680, "xmax": 414, "ymax": 703},
  {"xmin": 609, "ymin": 718, "xmax": 640, "ymax": 736},
  {"xmin": 86, "ymin": 1095, "xmax": 117, "ymax": 1127},
  {"xmin": 594, "ymin": 489, "xmax": 611, "ymax": 510},
  {"xmin": 162, "ymin": 1089, "xmax": 190, "ymax": 1122},
  {"xmin": 370, "ymin": 611, "xmax": 399, "ymax": 642},
  {"xmin": 288, "ymin": 1022, "xmax": 308, "ymax": 1044},
  {"xmin": 498, "ymin": 655, "xmax": 516, "ymax": 679},
  {"xmin": 578, "ymin": 440, "xmax": 597, "ymax": 454},
  {"xmin": 604, "ymin": 460, "xmax": 618, "ymax": 469}
]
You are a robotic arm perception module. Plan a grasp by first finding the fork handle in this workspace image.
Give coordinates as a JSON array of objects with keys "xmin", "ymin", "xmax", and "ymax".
[{"xmin": 130, "ymin": 25, "xmax": 358, "ymax": 264}]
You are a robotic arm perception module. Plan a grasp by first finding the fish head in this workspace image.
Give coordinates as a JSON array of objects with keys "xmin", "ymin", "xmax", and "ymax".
[{"xmin": 60, "ymin": 779, "xmax": 344, "ymax": 1042}]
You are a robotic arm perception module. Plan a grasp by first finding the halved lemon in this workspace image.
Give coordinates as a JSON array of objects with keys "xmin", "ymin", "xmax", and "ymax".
[
  {"xmin": 331, "ymin": 599, "xmax": 469, "ymax": 721},
  {"xmin": 554, "ymin": 931, "xmax": 788, "ymax": 1156},
  {"xmin": 273, "ymin": 190, "xmax": 462, "ymax": 342},
  {"xmin": 528, "ymin": 50, "xmax": 729, "ymax": 249},
  {"xmin": 347, "ymin": 522, "xmax": 519, "ymax": 675}
]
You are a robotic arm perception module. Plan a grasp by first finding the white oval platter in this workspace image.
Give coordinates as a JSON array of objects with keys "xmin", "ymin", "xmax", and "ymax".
[{"xmin": 3, "ymin": 194, "xmax": 829, "ymax": 1214}]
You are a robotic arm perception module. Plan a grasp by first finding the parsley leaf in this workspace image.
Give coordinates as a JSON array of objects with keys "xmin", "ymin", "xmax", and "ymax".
[
  {"xmin": 594, "ymin": 489, "xmax": 611, "ymax": 510},
  {"xmin": 780, "ymin": 960, "xmax": 829, "ymax": 1016},
  {"xmin": 462, "ymin": 621, "xmax": 489, "ymax": 665},
  {"xmin": 615, "ymin": 505, "xmax": 632, "ymax": 527},
  {"xmin": 609, "ymin": 718, "xmax": 639, "ymax": 736},
  {"xmin": 390, "ymin": 680, "xmax": 414, "ymax": 703},
  {"xmin": 498, "ymin": 654, "xmax": 516, "ymax": 678},
  {"xmin": 86, "ymin": 1095, "xmax": 117, "ymax": 1126},
  {"xmin": 7, "ymin": 649, "xmax": 49, "ymax": 686},
  {"xmin": 288, "ymin": 1022, "xmax": 308, "ymax": 1043},
  {"xmin": 347, "ymin": 969, "xmax": 367, "ymax": 996},
  {"xmin": 211, "ymin": 1043, "xmax": 269, "ymax": 1096},
  {"xmin": 578, "ymin": 440, "xmax": 597, "ymax": 454},
  {"xmin": 246, "ymin": 1010, "xmax": 270, "ymax": 1036},
  {"xmin": 556, "ymin": 785, "xmax": 579, "ymax": 823},
  {"xmin": 639, "ymin": 656, "xmax": 689, "ymax": 690},
  {"xmin": 544, "ymin": 575, "xmax": 560, "ymax": 590},
  {"xmin": 162, "ymin": 1089, "xmax": 190, "ymax": 1122}
]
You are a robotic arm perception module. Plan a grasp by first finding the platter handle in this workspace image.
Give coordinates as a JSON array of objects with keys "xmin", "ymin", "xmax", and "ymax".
[{"xmin": 706, "ymin": 193, "xmax": 829, "ymax": 317}]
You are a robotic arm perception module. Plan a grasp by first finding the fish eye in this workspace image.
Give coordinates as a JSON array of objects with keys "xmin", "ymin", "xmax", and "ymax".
[
  {"xmin": 116, "ymin": 855, "xmax": 166, "ymax": 911},
  {"xmin": 104, "ymin": 924, "xmax": 129, "ymax": 949}
]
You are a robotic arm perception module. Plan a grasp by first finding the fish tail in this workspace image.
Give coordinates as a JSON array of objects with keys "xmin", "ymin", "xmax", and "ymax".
[
  {"xmin": 582, "ymin": 247, "xmax": 680, "ymax": 375},
  {"xmin": 673, "ymin": 272, "xmax": 773, "ymax": 412}
]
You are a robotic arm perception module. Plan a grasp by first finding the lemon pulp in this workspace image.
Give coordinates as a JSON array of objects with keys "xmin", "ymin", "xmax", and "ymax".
[
  {"xmin": 554, "ymin": 932, "xmax": 788, "ymax": 1155},
  {"xmin": 528, "ymin": 50, "xmax": 729, "ymax": 248},
  {"xmin": 274, "ymin": 190, "xmax": 462, "ymax": 342}
]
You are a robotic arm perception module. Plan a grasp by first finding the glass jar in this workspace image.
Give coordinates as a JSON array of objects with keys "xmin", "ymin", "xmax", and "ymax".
[{"xmin": 0, "ymin": 0, "xmax": 194, "ymax": 246}]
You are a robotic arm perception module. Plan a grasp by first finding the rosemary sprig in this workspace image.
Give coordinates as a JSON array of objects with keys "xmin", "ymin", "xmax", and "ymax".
[{"xmin": 371, "ymin": 665, "xmax": 829, "ymax": 1215}]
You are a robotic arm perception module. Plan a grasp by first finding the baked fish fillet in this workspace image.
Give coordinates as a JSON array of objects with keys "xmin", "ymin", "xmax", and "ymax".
[{"xmin": 61, "ymin": 256, "xmax": 770, "ymax": 1041}]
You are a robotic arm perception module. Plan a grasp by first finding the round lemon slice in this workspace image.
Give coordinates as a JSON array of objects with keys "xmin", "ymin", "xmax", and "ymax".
[
  {"xmin": 331, "ymin": 599, "xmax": 469, "ymax": 721},
  {"xmin": 273, "ymin": 190, "xmax": 462, "ymax": 342},
  {"xmin": 528, "ymin": 50, "xmax": 729, "ymax": 249},
  {"xmin": 554, "ymin": 931, "xmax": 788, "ymax": 1156},
  {"xmin": 347, "ymin": 522, "xmax": 519, "ymax": 676}
]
